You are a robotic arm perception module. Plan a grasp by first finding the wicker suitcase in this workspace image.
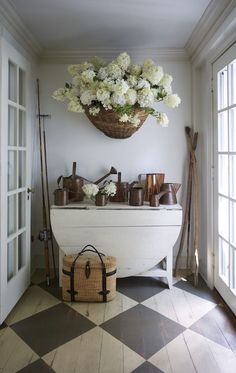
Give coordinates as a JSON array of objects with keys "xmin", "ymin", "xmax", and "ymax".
[{"xmin": 62, "ymin": 245, "xmax": 117, "ymax": 302}]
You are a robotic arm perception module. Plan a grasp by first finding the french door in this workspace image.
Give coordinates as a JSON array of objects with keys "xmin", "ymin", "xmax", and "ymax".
[
  {"xmin": 0, "ymin": 39, "xmax": 31, "ymax": 324},
  {"xmin": 213, "ymin": 43, "xmax": 236, "ymax": 315}
]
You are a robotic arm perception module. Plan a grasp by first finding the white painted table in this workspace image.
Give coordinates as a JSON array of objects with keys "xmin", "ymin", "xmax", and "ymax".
[{"xmin": 50, "ymin": 202, "xmax": 182, "ymax": 288}]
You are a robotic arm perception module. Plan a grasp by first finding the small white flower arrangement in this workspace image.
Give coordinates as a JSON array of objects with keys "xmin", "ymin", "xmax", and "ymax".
[
  {"xmin": 52, "ymin": 52, "xmax": 181, "ymax": 127},
  {"xmin": 82, "ymin": 181, "xmax": 117, "ymax": 200}
]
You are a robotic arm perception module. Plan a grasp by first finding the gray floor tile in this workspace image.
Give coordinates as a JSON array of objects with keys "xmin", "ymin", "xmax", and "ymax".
[
  {"xmin": 11, "ymin": 303, "xmax": 96, "ymax": 356},
  {"xmin": 0, "ymin": 321, "xmax": 7, "ymax": 330},
  {"xmin": 117, "ymin": 277, "xmax": 167, "ymax": 302},
  {"xmin": 17, "ymin": 358, "xmax": 55, "ymax": 372},
  {"xmin": 101, "ymin": 304, "xmax": 185, "ymax": 359},
  {"xmin": 132, "ymin": 361, "xmax": 164, "ymax": 372},
  {"xmin": 191, "ymin": 304, "xmax": 236, "ymax": 351},
  {"xmin": 39, "ymin": 278, "xmax": 62, "ymax": 300},
  {"xmin": 174, "ymin": 274, "xmax": 221, "ymax": 303}
]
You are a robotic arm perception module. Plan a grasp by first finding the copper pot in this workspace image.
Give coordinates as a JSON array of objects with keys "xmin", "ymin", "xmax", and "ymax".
[
  {"xmin": 129, "ymin": 187, "xmax": 144, "ymax": 206},
  {"xmin": 95, "ymin": 194, "xmax": 107, "ymax": 206},
  {"xmin": 54, "ymin": 188, "xmax": 68, "ymax": 206}
]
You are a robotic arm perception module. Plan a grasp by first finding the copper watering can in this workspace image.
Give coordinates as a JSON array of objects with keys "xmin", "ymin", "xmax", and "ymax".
[
  {"xmin": 149, "ymin": 191, "xmax": 169, "ymax": 207},
  {"xmin": 57, "ymin": 162, "xmax": 85, "ymax": 202},
  {"xmin": 110, "ymin": 172, "xmax": 129, "ymax": 202},
  {"xmin": 159, "ymin": 183, "xmax": 181, "ymax": 205},
  {"xmin": 138, "ymin": 173, "xmax": 165, "ymax": 201}
]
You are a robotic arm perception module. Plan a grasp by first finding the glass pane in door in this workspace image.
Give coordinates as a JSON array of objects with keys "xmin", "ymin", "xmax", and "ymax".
[
  {"xmin": 7, "ymin": 194, "xmax": 17, "ymax": 236},
  {"xmin": 18, "ymin": 192, "xmax": 26, "ymax": 229},
  {"xmin": 18, "ymin": 151, "xmax": 26, "ymax": 188},
  {"xmin": 8, "ymin": 61, "xmax": 17, "ymax": 103},
  {"xmin": 19, "ymin": 110, "xmax": 26, "ymax": 147},
  {"xmin": 229, "ymin": 108, "xmax": 236, "ymax": 152},
  {"xmin": 18, "ymin": 232, "xmax": 26, "ymax": 270},
  {"xmin": 218, "ymin": 67, "xmax": 228, "ymax": 110},
  {"xmin": 8, "ymin": 106, "xmax": 17, "ymax": 146},
  {"xmin": 219, "ymin": 237, "xmax": 229, "ymax": 285},
  {"xmin": 229, "ymin": 59, "xmax": 236, "ymax": 106},
  {"xmin": 218, "ymin": 196, "xmax": 229, "ymax": 240},
  {"xmin": 19, "ymin": 68, "xmax": 26, "ymax": 107},
  {"xmin": 218, "ymin": 111, "xmax": 228, "ymax": 152},
  {"xmin": 7, "ymin": 239, "xmax": 16, "ymax": 281},
  {"xmin": 8, "ymin": 150, "xmax": 17, "ymax": 191}
]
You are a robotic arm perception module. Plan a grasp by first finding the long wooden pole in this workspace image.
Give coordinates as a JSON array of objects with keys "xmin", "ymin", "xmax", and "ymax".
[
  {"xmin": 42, "ymin": 120, "xmax": 57, "ymax": 278},
  {"xmin": 36, "ymin": 79, "xmax": 50, "ymax": 286}
]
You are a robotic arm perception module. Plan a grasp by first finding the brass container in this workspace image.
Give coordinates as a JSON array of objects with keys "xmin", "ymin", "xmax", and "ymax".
[
  {"xmin": 54, "ymin": 188, "xmax": 68, "ymax": 206},
  {"xmin": 129, "ymin": 187, "xmax": 144, "ymax": 206}
]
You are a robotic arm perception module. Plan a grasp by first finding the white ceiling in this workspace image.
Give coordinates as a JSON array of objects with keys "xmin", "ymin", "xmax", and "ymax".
[{"xmin": 9, "ymin": 0, "xmax": 212, "ymax": 50}]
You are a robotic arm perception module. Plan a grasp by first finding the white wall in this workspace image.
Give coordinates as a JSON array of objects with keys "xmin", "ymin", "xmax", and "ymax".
[{"xmin": 31, "ymin": 59, "xmax": 191, "ymax": 268}]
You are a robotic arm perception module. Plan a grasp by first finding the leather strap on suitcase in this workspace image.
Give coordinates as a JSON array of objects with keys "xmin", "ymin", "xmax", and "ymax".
[{"xmin": 62, "ymin": 244, "xmax": 116, "ymax": 302}]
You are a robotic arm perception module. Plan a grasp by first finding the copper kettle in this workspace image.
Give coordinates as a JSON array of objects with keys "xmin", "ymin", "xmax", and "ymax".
[
  {"xmin": 138, "ymin": 173, "xmax": 165, "ymax": 201},
  {"xmin": 159, "ymin": 183, "xmax": 181, "ymax": 205}
]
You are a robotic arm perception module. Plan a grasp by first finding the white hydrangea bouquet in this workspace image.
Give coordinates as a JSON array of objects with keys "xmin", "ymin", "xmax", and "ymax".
[
  {"xmin": 52, "ymin": 52, "xmax": 181, "ymax": 138},
  {"xmin": 82, "ymin": 181, "xmax": 117, "ymax": 199}
]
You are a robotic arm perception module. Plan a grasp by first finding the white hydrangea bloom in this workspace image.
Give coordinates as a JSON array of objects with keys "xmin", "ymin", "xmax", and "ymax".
[
  {"xmin": 90, "ymin": 56, "xmax": 106, "ymax": 70},
  {"xmin": 111, "ymin": 92, "xmax": 126, "ymax": 106},
  {"xmin": 119, "ymin": 114, "xmax": 130, "ymax": 123},
  {"xmin": 80, "ymin": 90, "xmax": 96, "ymax": 105},
  {"xmin": 107, "ymin": 63, "xmax": 123, "ymax": 80},
  {"xmin": 67, "ymin": 99, "xmax": 84, "ymax": 113},
  {"xmin": 113, "ymin": 79, "xmax": 129, "ymax": 94},
  {"xmin": 127, "ymin": 75, "xmax": 138, "ymax": 88},
  {"xmin": 89, "ymin": 106, "xmax": 101, "ymax": 116},
  {"xmin": 130, "ymin": 115, "xmax": 141, "ymax": 126},
  {"xmin": 129, "ymin": 64, "xmax": 142, "ymax": 76},
  {"xmin": 136, "ymin": 78, "xmax": 150, "ymax": 89},
  {"xmin": 82, "ymin": 183, "xmax": 99, "ymax": 198},
  {"xmin": 158, "ymin": 112, "xmax": 169, "ymax": 127},
  {"xmin": 163, "ymin": 94, "xmax": 181, "ymax": 108},
  {"xmin": 142, "ymin": 58, "xmax": 155, "ymax": 69},
  {"xmin": 159, "ymin": 74, "xmax": 173, "ymax": 89},
  {"xmin": 137, "ymin": 88, "xmax": 154, "ymax": 107},
  {"xmin": 81, "ymin": 70, "xmax": 96, "ymax": 83},
  {"xmin": 98, "ymin": 67, "xmax": 108, "ymax": 80},
  {"xmin": 52, "ymin": 88, "xmax": 68, "ymax": 101},
  {"xmin": 142, "ymin": 65, "xmax": 163, "ymax": 85},
  {"xmin": 96, "ymin": 89, "xmax": 110, "ymax": 103},
  {"xmin": 101, "ymin": 182, "xmax": 117, "ymax": 196},
  {"xmin": 125, "ymin": 89, "xmax": 137, "ymax": 105},
  {"xmin": 116, "ymin": 52, "xmax": 131, "ymax": 70}
]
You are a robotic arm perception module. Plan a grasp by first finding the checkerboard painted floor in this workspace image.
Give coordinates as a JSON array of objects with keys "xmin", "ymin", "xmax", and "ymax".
[{"xmin": 0, "ymin": 272, "xmax": 236, "ymax": 373}]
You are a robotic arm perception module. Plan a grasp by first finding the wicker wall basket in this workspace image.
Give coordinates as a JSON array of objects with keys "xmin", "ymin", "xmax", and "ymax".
[{"xmin": 84, "ymin": 106, "xmax": 149, "ymax": 139}]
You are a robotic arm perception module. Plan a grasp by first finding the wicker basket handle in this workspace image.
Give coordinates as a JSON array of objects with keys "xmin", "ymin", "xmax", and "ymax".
[{"xmin": 72, "ymin": 244, "xmax": 106, "ymax": 268}]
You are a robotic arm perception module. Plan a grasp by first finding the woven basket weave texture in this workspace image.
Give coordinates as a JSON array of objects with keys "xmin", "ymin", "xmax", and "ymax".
[
  {"xmin": 85, "ymin": 106, "xmax": 149, "ymax": 139},
  {"xmin": 62, "ymin": 254, "xmax": 116, "ymax": 302}
]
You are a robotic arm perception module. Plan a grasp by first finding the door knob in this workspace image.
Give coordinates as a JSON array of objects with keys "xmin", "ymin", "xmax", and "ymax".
[{"xmin": 27, "ymin": 187, "xmax": 35, "ymax": 194}]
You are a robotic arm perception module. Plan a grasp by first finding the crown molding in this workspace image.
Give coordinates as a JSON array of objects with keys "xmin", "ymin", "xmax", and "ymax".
[
  {"xmin": 0, "ymin": 0, "xmax": 42, "ymax": 59},
  {"xmin": 40, "ymin": 48, "xmax": 189, "ymax": 64},
  {"xmin": 186, "ymin": 0, "xmax": 236, "ymax": 63}
]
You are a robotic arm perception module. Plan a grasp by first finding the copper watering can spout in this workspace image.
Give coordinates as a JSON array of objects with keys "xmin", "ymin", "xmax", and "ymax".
[{"xmin": 94, "ymin": 166, "xmax": 118, "ymax": 185}]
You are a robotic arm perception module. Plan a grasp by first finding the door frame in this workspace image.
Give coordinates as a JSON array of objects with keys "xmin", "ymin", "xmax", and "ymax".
[
  {"xmin": 0, "ymin": 37, "xmax": 32, "ymax": 323},
  {"xmin": 212, "ymin": 43, "xmax": 236, "ymax": 315}
]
